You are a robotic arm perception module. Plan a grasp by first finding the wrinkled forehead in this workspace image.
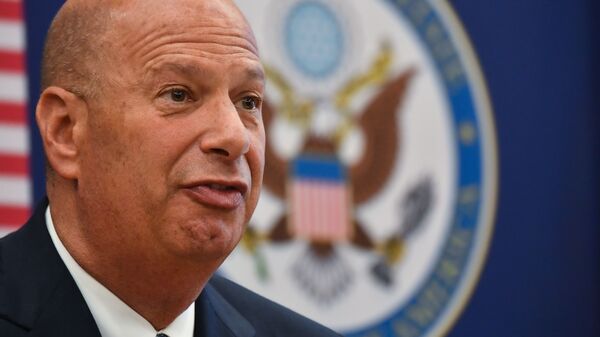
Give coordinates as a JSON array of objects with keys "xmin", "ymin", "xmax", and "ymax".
[{"xmin": 106, "ymin": 0, "xmax": 259, "ymax": 55}]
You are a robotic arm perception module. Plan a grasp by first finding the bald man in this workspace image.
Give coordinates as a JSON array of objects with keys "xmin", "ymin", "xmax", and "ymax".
[{"xmin": 0, "ymin": 1, "xmax": 340, "ymax": 336}]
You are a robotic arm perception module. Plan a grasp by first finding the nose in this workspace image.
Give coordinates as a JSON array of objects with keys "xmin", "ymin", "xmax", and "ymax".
[{"xmin": 199, "ymin": 97, "xmax": 250, "ymax": 160}]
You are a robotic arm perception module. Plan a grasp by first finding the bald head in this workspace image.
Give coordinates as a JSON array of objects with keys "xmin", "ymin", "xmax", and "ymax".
[
  {"xmin": 41, "ymin": 0, "xmax": 254, "ymax": 100},
  {"xmin": 41, "ymin": 2, "xmax": 116, "ymax": 99}
]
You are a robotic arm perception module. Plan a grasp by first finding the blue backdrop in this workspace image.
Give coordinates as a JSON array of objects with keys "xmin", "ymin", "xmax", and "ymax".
[{"xmin": 22, "ymin": 1, "xmax": 599, "ymax": 336}]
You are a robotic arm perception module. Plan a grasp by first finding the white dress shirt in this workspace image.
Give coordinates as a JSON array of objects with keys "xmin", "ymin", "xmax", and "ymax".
[{"xmin": 46, "ymin": 207, "xmax": 195, "ymax": 337}]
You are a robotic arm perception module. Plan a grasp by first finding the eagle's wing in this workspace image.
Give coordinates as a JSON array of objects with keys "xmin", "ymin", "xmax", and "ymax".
[
  {"xmin": 262, "ymin": 99, "xmax": 287, "ymax": 199},
  {"xmin": 350, "ymin": 68, "xmax": 416, "ymax": 204}
]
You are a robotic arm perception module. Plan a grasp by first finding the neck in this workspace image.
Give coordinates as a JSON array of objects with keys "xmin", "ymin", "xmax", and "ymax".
[{"xmin": 48, "ymin": 185, "xmax": 219, "ymax": 330}]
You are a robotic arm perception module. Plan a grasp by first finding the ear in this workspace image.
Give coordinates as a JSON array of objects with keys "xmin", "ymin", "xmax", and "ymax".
[{"xmin": 36, "ymin": 86, "xmax": 88, "ymax": 180}]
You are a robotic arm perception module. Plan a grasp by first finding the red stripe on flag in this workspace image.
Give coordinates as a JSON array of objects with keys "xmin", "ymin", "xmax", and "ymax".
[
  {"xmin": 0, "ymin": 1, "xmax": 23, "ymax": 21},
  {"xmin": 309, "ymin": 182, "xmax": 317, "ymax": 238},
  {"xmin": 0, "ymin": 153, "xmax": 28, "ymax": 175},
  {"xmin": 326, "ymin": 186, "xmax": 334, "ymax": 238},
  {"xmin": 0, "ymin": 102, "xmax": 27, "ymax": 124},
  {"xmin": 0, "ymin": 51, "xmax": 25, "ymax": 73},
  {"xmin": 293, "ymin": 183, "xmax": 303, "ymax": 237},
  {"xmin": 318, "ymin": 183, "xmax": 324, "ymax": 237},
  {"xmin": 0, "ymin": 205, "xmax": 29, "ymax": 227}
]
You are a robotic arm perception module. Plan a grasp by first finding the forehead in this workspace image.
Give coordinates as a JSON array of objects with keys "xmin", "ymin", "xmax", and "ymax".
[{"xmin": 106, "ymin": 0, "xmax": 260, "ymax": 66}]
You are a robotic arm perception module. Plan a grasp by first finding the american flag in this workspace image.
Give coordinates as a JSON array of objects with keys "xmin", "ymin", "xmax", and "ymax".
[
  {"xmin": 289, "ymin": 155, "xmax": 352, "ymax": 242},
  {"xmin": 0, "ymin": 0, "xmax": 31, "ymax": 236}
]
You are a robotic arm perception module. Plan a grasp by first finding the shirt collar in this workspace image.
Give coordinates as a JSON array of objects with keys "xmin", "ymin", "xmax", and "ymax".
[{"xmin": 46, "ymin": 206, "xmax": 195, "ymax": 337}]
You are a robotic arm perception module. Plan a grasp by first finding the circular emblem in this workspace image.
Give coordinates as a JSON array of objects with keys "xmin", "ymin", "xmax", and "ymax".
[
  {"xmin": 284, "ymin": 1, "xmax": 345, "ymax": 78},
  {"xmin": 225, "ymin": 0, "xmax": 498, "ymax": 336}
]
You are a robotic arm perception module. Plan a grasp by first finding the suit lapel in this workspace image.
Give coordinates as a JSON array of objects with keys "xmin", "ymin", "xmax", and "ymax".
[
  {"xmin": 0, "ymin": 200, "xmax": 101, "ymax": 337},
  {"xmin": 27, "ymin": 275, "xmax": 102, "ymax": 337},
  {"xmin": 194, "ymin": 282, "xmax": 255, "ymax": 337}
]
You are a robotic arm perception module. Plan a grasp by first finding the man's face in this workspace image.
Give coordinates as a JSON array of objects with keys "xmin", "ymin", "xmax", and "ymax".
[{"xmin": 75, "ymin": 0, "xmax": 265, "ymax": 264}]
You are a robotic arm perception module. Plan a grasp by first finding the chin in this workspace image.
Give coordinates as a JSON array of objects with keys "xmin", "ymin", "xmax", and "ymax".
[{"xmin": 174, "ymin": 218, "xmax": 243, "ymax": 261}]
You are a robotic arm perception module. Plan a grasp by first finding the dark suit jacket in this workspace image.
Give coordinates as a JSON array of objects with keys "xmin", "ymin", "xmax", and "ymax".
[{"xmin": 0, "ymin": 200, "xmax": 341, "ymax": 337}]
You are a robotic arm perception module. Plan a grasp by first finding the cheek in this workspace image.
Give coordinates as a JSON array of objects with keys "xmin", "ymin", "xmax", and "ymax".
[
  {"xmin": 253, "ymin": 132, "xmax": 266, "ymax": 182},
  {"xmin": 80, "ymin": 114, "xmax": 174, "ymax": 205},
  {"xmin": 79, "ymin": 130, "xmax": 146, "ymax": 211},
  {"xmin": 245, "ymin": 140, "xmax": 266, "ymax": 219},
  {"xmin": 122, "ymin": 126, "xmax": 191, "ymax": 207},
  {"xmin": 249, "ymin": 126, "xmax": 266, "ymax": 178}
]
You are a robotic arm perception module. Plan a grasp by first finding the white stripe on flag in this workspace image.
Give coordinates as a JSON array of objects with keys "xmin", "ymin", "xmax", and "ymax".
[
  {"xmin": 0, "ymin": 72, "xmax": 26, "ymax": 103},
  {"xmin": 0, "ymin": 175, "xmax": 31, "ymax": 206},
  {"xmin": 0, "ymin": 227, "xmax": 12, "ymax": 238},
  {"xmin": 0, "ymin": 228, "xmax": 14, "ymax": 238},
  {"xmin": 0, "ymin": 21, "xmax": 24, "ymax": 51},
  {"xmin": 0, "ymin": 124, "xmax": 29, "ymax": 154}
]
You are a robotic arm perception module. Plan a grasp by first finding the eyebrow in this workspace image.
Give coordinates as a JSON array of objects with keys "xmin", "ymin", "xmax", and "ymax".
[
  {"xmin": 243, "ymin": 65, "xmax": 266, "ymax": 84},
  {"xmin": 146, "ymin": 61, "xmax": 265, "ymax": 84}
]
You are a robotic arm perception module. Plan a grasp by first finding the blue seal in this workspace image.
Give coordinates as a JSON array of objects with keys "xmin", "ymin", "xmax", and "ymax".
[
  {"xmin": 285, "ymin": 1, "xmax": 344, "ymax": 78},
  {"xmin": 342, "ymin": 0, "xmax": 496, "ymax": 336}
]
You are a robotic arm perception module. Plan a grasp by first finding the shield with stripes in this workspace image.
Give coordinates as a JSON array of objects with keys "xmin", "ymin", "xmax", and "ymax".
[{"xmin": 288, "ymin": 155, "xmax": 352, "ymax": 243}]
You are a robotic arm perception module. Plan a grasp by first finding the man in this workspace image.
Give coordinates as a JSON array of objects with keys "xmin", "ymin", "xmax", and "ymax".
[{"xmin": 0, "ymin": 0, "xmax": 340, "ymax": 336}]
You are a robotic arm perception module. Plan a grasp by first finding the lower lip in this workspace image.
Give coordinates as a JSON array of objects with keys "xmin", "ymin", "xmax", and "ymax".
[{"xmin": 184, "ymin": 185, "xmax": 244, "ymax": 209}]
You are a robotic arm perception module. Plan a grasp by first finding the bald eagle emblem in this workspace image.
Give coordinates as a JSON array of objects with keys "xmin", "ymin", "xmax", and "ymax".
[{"xmin": 241, "ymin": 44, "xmax": 434, "ymax": 304}]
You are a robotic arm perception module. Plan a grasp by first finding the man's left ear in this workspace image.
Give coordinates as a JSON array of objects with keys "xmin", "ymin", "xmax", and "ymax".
[{"xmin": 35, "ymin": 86, "xmax": 88, "ymax": 180}]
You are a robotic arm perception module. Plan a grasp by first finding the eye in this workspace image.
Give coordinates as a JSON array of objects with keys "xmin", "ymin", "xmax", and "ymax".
[
  {"xmin": 170, "ymin": 89, "xmax": 186, "ymax": 102},
  {"xmin": 238, "ymin": 95, "xmax": 262, "ymax": 111},
  {"xmin": 158, "ymin": 87, "xmax": 192, "ymax": 104},
  {"xmin": 168, "ymin": 88, "xmax": 190, "ymax": 102}
]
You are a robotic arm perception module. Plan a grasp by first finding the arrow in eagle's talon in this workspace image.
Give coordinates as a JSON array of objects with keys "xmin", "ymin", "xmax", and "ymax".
[{"xmin": 371, "ymin": 260, "xmax": 394, "ymax": 286}]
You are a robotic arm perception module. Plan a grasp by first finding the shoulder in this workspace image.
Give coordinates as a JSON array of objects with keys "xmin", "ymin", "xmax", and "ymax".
[
  {"xmin": 207, "ymin": 275, "xmax": 342, "ymax": 337},
  {"xmin": 0, "ymin": 201, "xmax": 50, "ymax": 269}
]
